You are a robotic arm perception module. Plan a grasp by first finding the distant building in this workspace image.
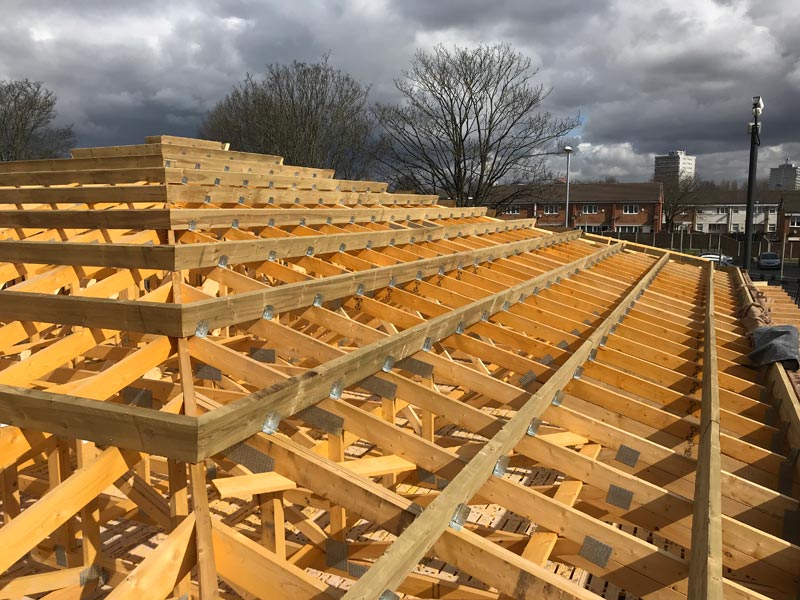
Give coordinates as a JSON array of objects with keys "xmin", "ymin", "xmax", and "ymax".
[
  {"xmin": 654, "ymin": 150, "xmax": 696, "ymax": 184},
  {"xmin": 490, "ymin": 183, "xmax": 663, "ymax": 233},
  {"xmin": 769, "ymin": 160, "xmax": 800, "ymax": 191},
  {"xmin": 671, "ymin": 189, "xmax": 782, "ymax": 235}
]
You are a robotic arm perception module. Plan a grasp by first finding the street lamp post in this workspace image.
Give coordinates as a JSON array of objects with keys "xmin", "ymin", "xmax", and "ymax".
[
  {"xmin": 564, "ymin": 146, "xmax": 573, "ymax": 229},
  {"xmin": 744, "ymin": 96, "xmax": 763, "ymax": 272}
]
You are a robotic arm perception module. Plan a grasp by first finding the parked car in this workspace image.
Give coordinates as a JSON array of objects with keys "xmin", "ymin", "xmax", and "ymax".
[
  {"xmin": 699, "ymin": 253, "xmax": 735, "ymax": 266},
  {"xmin": 757, "ymin": 252, "xmax": 781, "ymax": 269}
]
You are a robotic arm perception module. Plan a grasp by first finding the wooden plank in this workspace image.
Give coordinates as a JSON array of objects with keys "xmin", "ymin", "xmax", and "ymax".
[
  {"xmin": 146, "ymin": 135, "xmax": 229, "ymax": 149},
  {"xmin": 0, "ymin": 185, "xmax": 168, "ymax": 204},
  {"xmin": 764, "ymin": 364, "xmax": 800, "ymax": 482},
  {"xmin": 433, "ymin": 528, "xmax": 603, "ymax": 600},
  {"xmin": 182, "ymin": 229, "xmax": 577, "ymax": 336},
  {"xmin": 213, "ymin": 455, "xmax": 416, "ymax": 498},
  {"xmin": 0, "ymin": 225, "xmax": 557, "ymax": 339},
  {"xmin": 105, "ymin": 513, "xmax": 196, "ymax": 599},
  {"xmin": 168, "ymin": 205, "xmax": 486, "ymax": 230},
  {"xmin": 0, "ymin": 447, "xmax": 140, "ymax": 573},
  {"xmin": 520, "ymin": 444, "xmax": 601, "ymax": 567},
  {"xmin": 211, "ymin": 520, "xmax": 336, "ymax": 599},
  {"xmin": 321, "ymin": 391, "xmax": 693, "ymax": 598},
  {"xmin": 0, "ymin": 292, "xmax": 181, "ymax": 335},
  {"xmin": 197, "ymin": 242, "xmax": 622, "ymax": 459},
  {"xmin": 0, "ymin": 240, "xmax": 175, "ymax": 269},
  {"xmin": 0, "ymin": 218, "xmax": 536, "ymax": 269},
  {"xmin": 0, "ymin": 567, "xmax": 89, "ymax": 599},
  {"xmin": 341, "ymin": 253, "xmax": 669, "ymax": 599},
  {"xmin": 165, "ymin": 167, "xmax": 385, "ymax": 193},
  {"xmin": 174, "ymin": 315, "xmax": 220, "ymax": 599},
  {"xmin": 249, "ymin": 434, "xmax": 601, "ymax": 600},
  {"xmin": 0, "ymin": 209, "xmax": 171, "ymax": 230},
  {"xmin": 0, "ymin": 385, "xmax": 198, "ymax": 460}
]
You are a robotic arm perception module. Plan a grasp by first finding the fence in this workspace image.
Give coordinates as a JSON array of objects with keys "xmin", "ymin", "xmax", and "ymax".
[{"xmin": 598, "ymin": 231, "xmax": 800, "ymax": 265}]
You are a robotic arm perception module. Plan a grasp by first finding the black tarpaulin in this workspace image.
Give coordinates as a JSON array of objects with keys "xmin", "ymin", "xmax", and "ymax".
[{"xmin": 748, "ymin": 325, "xmax": 800, "ymax": 370}]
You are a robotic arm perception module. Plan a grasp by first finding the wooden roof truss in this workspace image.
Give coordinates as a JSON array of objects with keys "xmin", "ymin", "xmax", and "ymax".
[{"xmin": 0, "ymin": 136, "xmax": 798, "ymax": 599}]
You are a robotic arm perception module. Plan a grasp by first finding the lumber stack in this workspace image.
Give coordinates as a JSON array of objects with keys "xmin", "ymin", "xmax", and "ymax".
[{"xmin": 0, "ymin": 136, "xmax": 797, "ymax": 599}]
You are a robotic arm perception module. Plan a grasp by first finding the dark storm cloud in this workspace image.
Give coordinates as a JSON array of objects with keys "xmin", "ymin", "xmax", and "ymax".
[
  {"xmin": 0, "ymin": 0, "xmax": 797, "ymax": 181},
  {"xmin": 387, "ymin": 0, "xmax": 612, "ymax": 32}
]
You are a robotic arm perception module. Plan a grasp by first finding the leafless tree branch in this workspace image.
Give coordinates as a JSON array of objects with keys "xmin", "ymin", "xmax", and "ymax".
[
  {"xmin": 0, "ymin": 79, "xmax": 74, "ymax": 161},
  {"xmin": 199, "ymin": 56, "xmax": 375, "ymax": 179},
  {"xmin": 661, "ymin": 175, "xmax": 700, "ymax": 231},
  {"xmin": 374, "ymin": 44, "xmax": 579, "ymax": 207}
]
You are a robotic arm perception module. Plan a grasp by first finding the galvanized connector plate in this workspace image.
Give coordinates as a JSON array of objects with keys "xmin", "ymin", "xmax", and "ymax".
[
  {"xmin": 615, "ymin": 445, "xmax": 640, "ymax": 468},
  {"xmin": 579, "ymin": 536, "xmax": 613, "ymax": 568}
]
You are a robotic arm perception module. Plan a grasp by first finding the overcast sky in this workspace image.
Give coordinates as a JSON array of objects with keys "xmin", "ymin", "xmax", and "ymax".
[{"xmin": 2, "ymin": 0, "xmax": 798, "ymax": 182}]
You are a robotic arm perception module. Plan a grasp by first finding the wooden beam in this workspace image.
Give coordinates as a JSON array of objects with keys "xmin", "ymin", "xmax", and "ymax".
[
  {"xmin": 0, "ymin": 217, "xmax": 536, "ymax": 269},
  {"xmin": 105, "ymin": 513, "xmax": 196, "ymax": 599},
  {"xmin": 168, "ymin": 205, "xmax": 485, "ymax": 230},
  {"xmin": 0, "ymin": 447, "xmax": 140, "ymax": 574},
  {"xmin": 211, "ymin": 519, "xmax": 337, "ymax": 599},
  {"xmin": 247, "ymin": 433, "xmax": 601, "ymax": 600},
  {"xmin": 0, "ymin": 385, "xmax": 198, "ymax": 461},
  {"xmin": 0, "ymin": 229, "xmax": 577, "ymax": 336},
  {"xmin": 197, "ymin": 242, "xmax": 622, "ymax": 459},
  {"xmin": 342, "ymin": 254, "xmax": 670, "ymax": 598}
]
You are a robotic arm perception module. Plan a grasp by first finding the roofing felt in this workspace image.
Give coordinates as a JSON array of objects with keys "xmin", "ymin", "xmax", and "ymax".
[{"xmin": 0, "ymin": 136, "xmax": 797, "ymax": 600}]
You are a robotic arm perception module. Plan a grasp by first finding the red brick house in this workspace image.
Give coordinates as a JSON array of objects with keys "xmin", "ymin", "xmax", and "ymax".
[
  {"xmin": 775, "ymin": 192, "xmax": 800, "ymax": 239},
  {"xmin": 491, "ymin": 182, "xmax": 664, "ymax": 233}
]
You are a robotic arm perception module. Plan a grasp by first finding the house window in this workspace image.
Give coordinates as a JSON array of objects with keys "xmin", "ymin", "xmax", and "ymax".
[
  {"xmin": 769, "ymin": 224, "xmax": 777, "ymax": 232},
  {"xmin": 732, "ymin": 207, "xmax": 740, "ymax": 214},
  {"xmin": 769, "ymin": 207, "xmax": 777, "ymax": 214},
  {"xmin": 623, "ymin": 204, "xmax": 639, "ymax": 214},
  {"xmin": 543, "ymin": 204, "xmax": 559, "ymax": 215},
  {"xmin": 582, "ymin": 204, "xmax": 598, "ymax": 214},
  {"xmin": 696, "ymin": 209, "xmax": 704, "ymax": 214},
  {"xmin": 695, "ymin": 224, "xmax": 704, "ymax": 232},
  {"xmin": 617, "ymin": 225, "xmax": 642, "ymax": 233},
  {"xmin": 502, "ymin": 206, "xmax": 520, "ymax": 215},
  {"xmin": 715, "ymin": 208, "xmax": 726, "ymax": 214},
  {"xmin": 708, "ymin": 223, "xmax": 723, "ymax": 232},
  {"xmin": 579, "ymin": 225, "xmax": 602, "ymax": 233},
  {"xmin": 731, "ymin": 223, "xmax": 741, "ymax": 232},
  {"xmin": 791, "ymin": 216, "xmax": 800, "ymax": 227}
]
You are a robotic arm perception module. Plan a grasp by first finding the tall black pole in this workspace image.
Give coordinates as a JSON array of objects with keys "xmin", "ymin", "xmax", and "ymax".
[
  {"xmin": 564, "ymin": 146, "xmax": 572, "ymax": 229},
  {"xmin": 744, "ymin": 106, "xmax": 761, "ymax": 272}
]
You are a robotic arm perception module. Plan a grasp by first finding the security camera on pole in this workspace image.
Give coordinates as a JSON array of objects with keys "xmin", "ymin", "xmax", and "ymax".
[{"xmin": 744, "ymin": 96, "xmax": 763, "ymax": 272}]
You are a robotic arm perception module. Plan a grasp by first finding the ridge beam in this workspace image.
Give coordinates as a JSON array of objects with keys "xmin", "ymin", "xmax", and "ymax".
[{"xmin": 688, "ymin": 262, "xmax": 723, "ymax": 599}]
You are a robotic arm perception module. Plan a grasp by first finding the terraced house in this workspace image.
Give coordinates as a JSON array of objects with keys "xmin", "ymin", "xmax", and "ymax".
[{"xmin": 495, "ymin": 182, "xmax": 664, "ymax": 234}]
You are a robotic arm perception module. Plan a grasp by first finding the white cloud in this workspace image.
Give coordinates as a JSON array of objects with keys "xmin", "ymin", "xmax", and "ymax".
[{"xmin": 545, "ymin": 142, "xmax": 653, "ymax": 182}]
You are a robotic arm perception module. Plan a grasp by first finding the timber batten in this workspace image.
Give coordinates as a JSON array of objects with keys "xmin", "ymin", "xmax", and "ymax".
[{"xmin": 0, "ymin": 136, "xmax": 797, "ymax": 599}]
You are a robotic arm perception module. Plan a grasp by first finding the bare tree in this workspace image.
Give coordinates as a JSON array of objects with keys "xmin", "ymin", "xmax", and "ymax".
[
  {"xmin": 0, "ymin": 79, "xmax": 74, "ymax": 161},
  {"xmin": 373, "ymin": 44, "xmax": 579, "ymax": 207},
  {"xmin": 199, "ymin": 56, "xmax": 375, "ymax": 179},
  {"xmin": 661, "ymin": 175, "xmax": 700, "ymax": 231}
]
